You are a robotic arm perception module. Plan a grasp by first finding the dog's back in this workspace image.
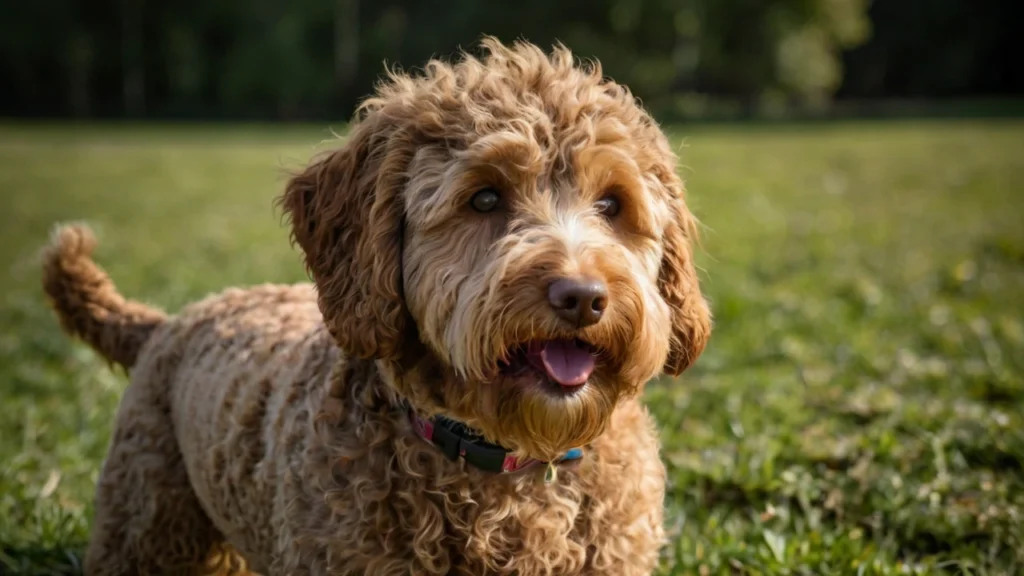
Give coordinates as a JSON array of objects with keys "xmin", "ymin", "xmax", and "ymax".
[
  {"xmin": 43, "ymin": 224, "xmax": 336, "ymax": 574},
  {"xmin": 154, "ymin": 282, "xmax": 335, "ymax": 570}
]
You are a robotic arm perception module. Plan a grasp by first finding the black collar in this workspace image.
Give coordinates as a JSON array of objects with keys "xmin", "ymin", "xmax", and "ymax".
[{"xmin": 408, "ymin": 410, "xmax": 583, "ymax": 474}]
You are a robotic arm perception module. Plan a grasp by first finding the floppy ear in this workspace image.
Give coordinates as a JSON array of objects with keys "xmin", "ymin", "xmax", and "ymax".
[
  {"xmin": 658, "ymin": 173, "xmax": 712, "ymax": 376},
  {"xmin": 278, "ymin": 115, "xmax": 411, "ymax": 361}
]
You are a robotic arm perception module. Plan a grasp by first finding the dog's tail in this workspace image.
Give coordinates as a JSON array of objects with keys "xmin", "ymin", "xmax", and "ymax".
[{"xmin": 42, "ymin": 224, "xmax": 167, "ymax": 369}]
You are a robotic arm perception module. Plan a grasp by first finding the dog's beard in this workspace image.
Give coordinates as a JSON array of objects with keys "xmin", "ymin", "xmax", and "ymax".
[
  {"xmin": 434, "ymin": 328, "xmax": 656, "ymax": 460},
  {"xmin": 423, "ymin": 357, "xmax": 623, "ymax": 462},
  {"xmin": 489, "ymin": 368, "xmax": 621, "ymax": 461},
  {"xmin": 404, "ymin": 332, "xmax": 665, "ymax": 462}
]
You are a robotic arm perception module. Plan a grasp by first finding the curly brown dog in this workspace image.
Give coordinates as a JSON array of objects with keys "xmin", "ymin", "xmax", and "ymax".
[{"xmin": 42, "ymin": 38, "xmax": 711, "ymax": 576}]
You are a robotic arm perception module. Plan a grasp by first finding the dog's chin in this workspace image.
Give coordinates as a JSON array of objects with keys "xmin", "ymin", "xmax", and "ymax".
[{"xmin": 479, "ymin": 338, "xmax": 626, "ymax": 461}]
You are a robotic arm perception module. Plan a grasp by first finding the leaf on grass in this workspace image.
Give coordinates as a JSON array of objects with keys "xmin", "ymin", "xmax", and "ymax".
[
  {"xmin": 39, "ymin": 469, "xmax": 61, "ymax": 499},
  {"xmin": 763, "ymin": 529, "xmax": 786, "ymax": 562}
]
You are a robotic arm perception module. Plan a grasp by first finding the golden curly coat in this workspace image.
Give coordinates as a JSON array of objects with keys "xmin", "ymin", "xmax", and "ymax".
[{"xmin": 42, "ymin": 38, "xmax": 711, "ymax": 576}]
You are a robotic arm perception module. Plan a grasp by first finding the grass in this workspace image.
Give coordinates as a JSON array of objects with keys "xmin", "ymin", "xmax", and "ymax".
[{"xmin": 1, "ymin": 120, "xmax": 1022, "ymax": 575}]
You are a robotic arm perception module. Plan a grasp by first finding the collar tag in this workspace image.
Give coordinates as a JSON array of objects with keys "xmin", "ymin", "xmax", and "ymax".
[{"xmin": 544, "ymin": 461, "xmax": 558, "ymax": 484}]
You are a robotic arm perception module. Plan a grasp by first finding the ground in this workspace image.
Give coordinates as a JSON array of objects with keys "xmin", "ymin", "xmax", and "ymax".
[{"xmin": 0, "ymin": 120, "xmax": 1021, "ymax": 575}]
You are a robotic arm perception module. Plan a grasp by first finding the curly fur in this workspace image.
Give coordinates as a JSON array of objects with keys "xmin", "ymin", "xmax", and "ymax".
[{"xmin": 42, "ymin": 38, "xmax": 711, "ymax": 576}]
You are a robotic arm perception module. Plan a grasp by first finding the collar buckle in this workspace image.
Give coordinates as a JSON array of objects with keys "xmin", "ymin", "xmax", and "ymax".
[
  {"xmin": 429, "ymin": 417, "xmax": 465, "ymax": 461},
  {"xmin": 431, "ymin": 415, "xmax": 510, "ymax": 472}
]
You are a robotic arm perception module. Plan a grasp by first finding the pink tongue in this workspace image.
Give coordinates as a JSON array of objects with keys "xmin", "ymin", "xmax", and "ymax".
[{"xmin": 533, "ymin": 340, "xmax": 595, "ymax": 387}]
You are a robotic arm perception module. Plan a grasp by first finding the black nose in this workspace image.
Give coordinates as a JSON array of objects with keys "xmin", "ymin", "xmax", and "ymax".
[{"xmin": 547, "ymin": 277, "xmax": 608, "ymax": 328}]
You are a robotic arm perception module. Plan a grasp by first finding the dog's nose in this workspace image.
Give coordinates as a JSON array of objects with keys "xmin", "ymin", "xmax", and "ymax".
[{"xmin": 547, "ymin": 277, "xmax": 608, "ymax": 327}]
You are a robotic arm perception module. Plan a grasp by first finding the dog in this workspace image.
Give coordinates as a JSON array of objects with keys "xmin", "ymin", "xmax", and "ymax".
[{"xmin": 42, "ymin": 38, "xmax": 711, "ymax": 575}]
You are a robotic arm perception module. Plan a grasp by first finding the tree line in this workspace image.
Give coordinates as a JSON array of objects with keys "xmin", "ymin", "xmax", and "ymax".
[{"xmin": 1, "ymin": 0, "xmax": 1019, "ymax": 121}]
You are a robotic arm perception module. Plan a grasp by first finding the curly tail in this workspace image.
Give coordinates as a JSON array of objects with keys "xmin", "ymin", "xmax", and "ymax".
[{"xmin": 42, "ymin": 224, "xmax": 166, "ymax": 369}]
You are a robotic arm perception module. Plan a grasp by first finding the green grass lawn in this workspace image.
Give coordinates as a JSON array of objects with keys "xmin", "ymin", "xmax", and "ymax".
[{"xmin": 1, "ymin": 120, "xmax": 1022, "ymax": 575}]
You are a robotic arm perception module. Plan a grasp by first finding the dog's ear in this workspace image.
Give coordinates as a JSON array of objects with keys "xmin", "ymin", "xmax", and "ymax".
[
  {"xmin": 278, "ymin": 115, "xmax": 411, "ymax": 361},
  {"xmin": 658, "ymin": 172, "xmax": 712, "ymax": 376}
]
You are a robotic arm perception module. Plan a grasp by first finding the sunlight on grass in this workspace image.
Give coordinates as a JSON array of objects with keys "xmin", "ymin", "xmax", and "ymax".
[{"xmin": 1, "ymin": 121, "xmax": 1022, "ymax": 574}]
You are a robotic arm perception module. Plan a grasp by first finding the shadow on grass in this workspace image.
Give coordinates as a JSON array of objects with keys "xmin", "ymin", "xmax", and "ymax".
[{"xmin": 0, "ymin": 545, "xmax": 84, "ymax": 576}]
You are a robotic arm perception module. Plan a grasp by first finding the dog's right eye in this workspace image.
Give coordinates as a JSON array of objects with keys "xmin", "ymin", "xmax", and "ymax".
[{"xmin": 470, "ymin": 188, "xmax": 501, "ymax": 213}]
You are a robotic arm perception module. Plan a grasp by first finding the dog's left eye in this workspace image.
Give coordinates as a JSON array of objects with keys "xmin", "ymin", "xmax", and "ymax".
[
  {"xmin": 470, "ymin": 188, "xmax": 501, "ymax": 213},
  {"xmin": 595, "ymin": 196, "xmax": 620, "ymax": 218}
]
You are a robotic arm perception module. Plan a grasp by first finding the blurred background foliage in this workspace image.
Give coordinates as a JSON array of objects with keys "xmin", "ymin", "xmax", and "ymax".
[{"xmin": 1, "ymin": 0, "xmax": 1020, "ymax": 122}]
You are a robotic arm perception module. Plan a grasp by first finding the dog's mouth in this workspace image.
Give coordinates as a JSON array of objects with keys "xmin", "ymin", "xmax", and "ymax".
[{"xmin": 497, "ymin": 339, "xmax": 601, "ymax": 392}]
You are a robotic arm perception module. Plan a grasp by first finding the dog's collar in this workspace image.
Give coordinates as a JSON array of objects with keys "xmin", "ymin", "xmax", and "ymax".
[{"xmin": 408, "ymin": 410, "xmax": 583, "ymax": 474}]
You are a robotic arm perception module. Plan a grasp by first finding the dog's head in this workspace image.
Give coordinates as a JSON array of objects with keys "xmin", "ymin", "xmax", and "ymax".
[{"xmin": 280, "ymin": 38, "xmax": 710, "ymax": 460}]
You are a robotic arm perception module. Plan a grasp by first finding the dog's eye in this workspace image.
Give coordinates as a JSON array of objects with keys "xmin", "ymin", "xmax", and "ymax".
[
  {"xmin": 595, "ymin": 195, "xmax": 620, "ymax": 218},
  {"xmin": 470, "ymin": 188, "xmax": 501, "ymax": 213}
]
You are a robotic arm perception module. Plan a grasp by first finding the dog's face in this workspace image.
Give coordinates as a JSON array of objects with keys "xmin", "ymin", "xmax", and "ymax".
[{"xmin": 281, "ymin": 39, "xmax": 710, "ymax": 460}]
